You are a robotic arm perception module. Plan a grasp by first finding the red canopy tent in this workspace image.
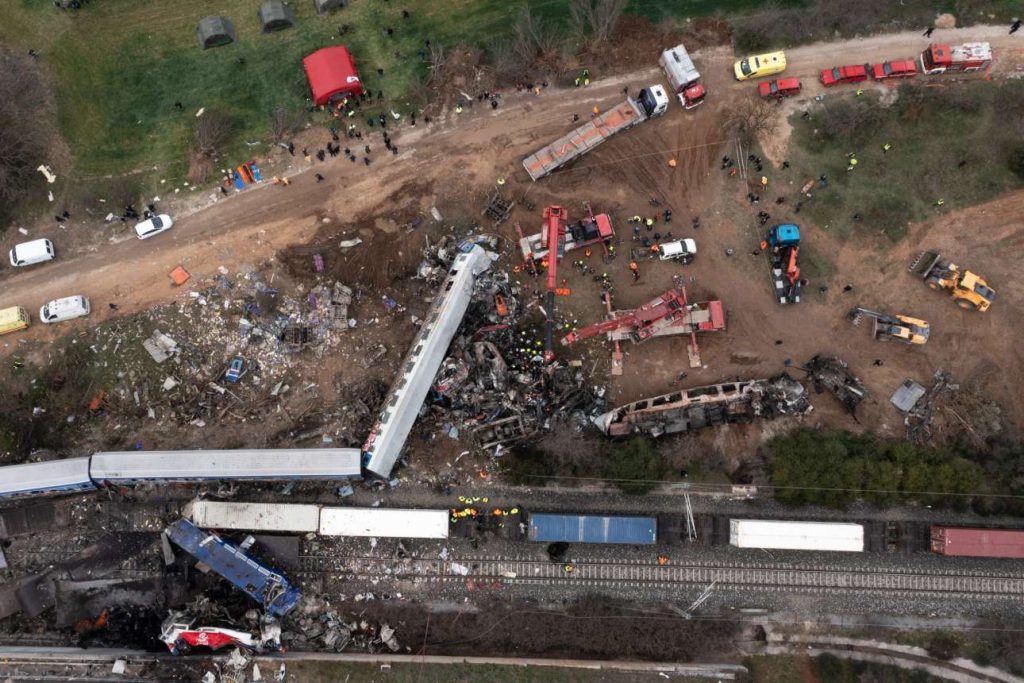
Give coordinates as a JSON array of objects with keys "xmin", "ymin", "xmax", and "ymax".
[{"xmin": 303, "ymin": 46, "xmax": 364, "ymax": 106}]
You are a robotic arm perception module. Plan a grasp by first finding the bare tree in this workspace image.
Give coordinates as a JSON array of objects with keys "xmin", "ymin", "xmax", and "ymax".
[
  {"xmin": 269, "ymin": 107, "xmax": 299, "ymax": 143},
  {"xmin": 568, "ymin": 0, "xmax": 628, "ymax": 43},
  {"xmin": 513, "ymin": 8, "xmax": 561, "ymax": 63},
  {"xmin": 192, "ymin": 110, "xmax": 234, "ymax": 157},
  {"xmin": 724, "ymin": 98, "xmax": 778, "ymax": 144},
  {"xmin": 0, "ymin": 48, "xmax": 56, "ymax": 209}
]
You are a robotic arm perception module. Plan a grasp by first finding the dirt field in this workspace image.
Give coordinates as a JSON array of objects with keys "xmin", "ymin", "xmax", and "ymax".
[{"xmin": 2, "ymin": 24, "xmax": 1022, "ymax": 460}]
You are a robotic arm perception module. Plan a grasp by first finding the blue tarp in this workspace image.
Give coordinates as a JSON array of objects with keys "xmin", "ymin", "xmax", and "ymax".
[
  {"xmin": 528, "ymin": 513, "xmax": 657, "ymax": 545},
  {"xmin": 165, "ymin": 519, "xmax": 301, "ymax": 616}
]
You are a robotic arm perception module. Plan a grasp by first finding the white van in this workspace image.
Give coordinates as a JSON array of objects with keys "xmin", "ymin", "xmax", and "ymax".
[
  {"xmin": 658, "ymin": 238, "xmax": 697, "ymax": 263},
  {"xmin": 9, "ymin": 238, "xmax": 55, "ymax": 267},
  {"xmin": 39, "ymin": 296, "xmax": 91, "ymax": 324}
]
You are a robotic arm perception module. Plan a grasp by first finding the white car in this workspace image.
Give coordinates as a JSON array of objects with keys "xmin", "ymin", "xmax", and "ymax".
[
  {"xmin": 658, "ymin": 238, "xmax": 697, "ymax": 263},
  {"xmin": 39, "ymin": 295, "xmax": 91, "ymax": 324},
  {"xmin": 134, "ymin": 214, "xmax": 174, "ymax": 240}
]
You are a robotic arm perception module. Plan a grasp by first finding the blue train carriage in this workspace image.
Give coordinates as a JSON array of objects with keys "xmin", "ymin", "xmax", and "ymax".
[
  {"xmin": 0, "ymin": 458, "xmax": 95, "ymax": 499},
  {"xmin": 528, "ymin": 513, "xmax": 658, "ymax": 545},
  {"xmin": 164, "ymin": 519, "xmax": 301, "ymax": 617}
]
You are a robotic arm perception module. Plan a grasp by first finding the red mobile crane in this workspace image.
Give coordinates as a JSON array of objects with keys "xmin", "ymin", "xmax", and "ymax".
[
  {"xmin": 562, "ymin": 286, "xmax": 725, "ymax": 367},
  {"xmin": 542, "ymin": 205, "xmax": 568, "ymax": 361}
]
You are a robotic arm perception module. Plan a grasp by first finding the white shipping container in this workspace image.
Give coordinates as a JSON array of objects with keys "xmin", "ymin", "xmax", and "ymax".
[
  {"xmin": 188, "ymin": 501, "xmax": 320, "ymax": 533},
  {"xmin": 729, "ymin": 519, "xmax": 864, "ymax": 552},
  {"xmin": 319, "ymin": 508, "xmax": 450, "ymax": 539}
]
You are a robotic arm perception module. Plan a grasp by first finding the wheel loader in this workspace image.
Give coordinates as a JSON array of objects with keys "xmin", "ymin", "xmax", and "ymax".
[
  {"xmin": 849, "ymin": 307, "xmax": 930, "ymax": 344},
  {"xmin": 909, "ymin": 251, "xmax": 995, "ymax": 311}
]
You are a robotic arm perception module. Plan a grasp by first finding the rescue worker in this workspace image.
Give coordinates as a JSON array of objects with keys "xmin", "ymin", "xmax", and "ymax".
[
  {"xmin": 663, "ymin": 209, "xmax": 672, "ymax": 223},
  {"xmin": 629, "ymin": 261, "xmax": 640, "ymax": 282},
  {"xmin": 455, "ymin": 104, "xmax": 463, "ymax": 114},
  {"xmin": 591, "ymin": 105, "xmax": 600, "ymax": 117},
  {"xmin": 935, "ymin": 198, "xmax": 945, "ymax": 207},
  {"xmin": 882, "ymin": 142, "xmax": 892, "ymax": 154},
  {"xmin": 631, "ymin": 215, "xmax": 641, "ymax": 224},
  {"xmin": 668, "ymin": 158, "xmax": 677, "ymax": 168},
  {"xmin": 645, "ymin": 217, "xmax": 654, "ymax": 230},
  {"xmin": 564, "ymin": 564, "xmax": 574, "ymax": 573},
  {"xmin": 855, "ymin": 88, "xmax": 864, "ymax": 96}
]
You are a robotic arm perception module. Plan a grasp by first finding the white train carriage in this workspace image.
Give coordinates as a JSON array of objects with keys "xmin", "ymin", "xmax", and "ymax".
[
  {"xmin": 187, "ymin": 501, "xmax": 320, "ymax": 533},
  {"xmin": 0, "ymin": 458, "xmax": 94, "ymax": 498},
  {"xmin": 89, "ymin": 449, "xmax": 362, "ymax": 484},
  {"xmin": 319, "ymin": 507, "xmax": 450, "ymax": 539}
]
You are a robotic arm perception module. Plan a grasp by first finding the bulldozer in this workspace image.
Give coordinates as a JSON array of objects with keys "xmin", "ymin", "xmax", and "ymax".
[
  {"xmin": 850, "ymin": 307, "xmax": 930, "ymax": 344},
  {"xmin": 909, "ymin": 251, "xmax": 995, "ymax": 311}
]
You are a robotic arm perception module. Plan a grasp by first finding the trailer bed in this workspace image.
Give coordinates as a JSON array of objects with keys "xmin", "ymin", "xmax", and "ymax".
[{"xmin": 523, "ymin": 99, "xmax": 644, "ymax": 181}]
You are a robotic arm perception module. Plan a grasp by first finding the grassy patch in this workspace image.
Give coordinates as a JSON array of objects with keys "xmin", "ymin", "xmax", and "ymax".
[
  {"xmin": 0, "ymin": 0, "xmax": 817, "ymax": 188},
  {"xmin": 787, "ymin": 81, "xmax": 1024, "ymax": 242},
  {"xmin": 287, "ymin": 661, "xmax": 684, "ymax": 683}
]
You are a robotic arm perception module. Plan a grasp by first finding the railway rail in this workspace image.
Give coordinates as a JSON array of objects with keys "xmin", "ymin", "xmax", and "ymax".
[{"xmin": 297, "ymin": 554, "xmax": 1024, "ymax": 599}]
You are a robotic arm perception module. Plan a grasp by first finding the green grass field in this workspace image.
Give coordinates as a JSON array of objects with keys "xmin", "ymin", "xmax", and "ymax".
[
  {"xmin": 0, "ymin": 0, "xmax": 790, "ymax": 186},
  {"xmin": 787, "ymin": 81, "xmax": 1024, "ymax": 242}
]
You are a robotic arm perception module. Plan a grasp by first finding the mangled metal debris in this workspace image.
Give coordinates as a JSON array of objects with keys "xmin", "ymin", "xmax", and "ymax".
[
  {"xmin": 895, "ymin": 369, "xmax": 958, "ymax": 444},
  {"xmin": 803, "ymin": 355, "xmax": 867, "ymax": 416},
  {"xmin": 143, "ymin": 330, "xmax": 179, "ymax": 364},
  {"xmin": 593, "ymin": 374, "xmax": 810, "ymax": 438}
]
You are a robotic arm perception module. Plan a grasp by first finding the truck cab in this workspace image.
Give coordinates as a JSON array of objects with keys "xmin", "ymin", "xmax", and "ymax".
[
  {"xmin": 767, "ymin": 223, "xmax": 800, "ymax": 247},
  {"xmin": 659, "ymin": 44, "xmax": 705, "ymax": 109},
  {"xmin": 637, "ymin": 85, "xmax": 670, "ymax": 118}
]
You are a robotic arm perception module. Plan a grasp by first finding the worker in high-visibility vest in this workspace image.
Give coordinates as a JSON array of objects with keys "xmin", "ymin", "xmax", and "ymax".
[
  {"xmin": 668, "ymin": 158, "xmax": 677, "ymax": 168},
  {"xmin": 629, "ymin": 261, "xmax": 640, "ymax": 282}
]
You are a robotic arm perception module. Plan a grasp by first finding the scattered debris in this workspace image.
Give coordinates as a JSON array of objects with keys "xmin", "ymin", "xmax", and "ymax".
[
  {"xmin": 143, "ymin": 330, "xmax": 180, "ymax": 364},
  {"xmin": 803, "ymin": 355, "xmax": 867, "ymax": 416}
]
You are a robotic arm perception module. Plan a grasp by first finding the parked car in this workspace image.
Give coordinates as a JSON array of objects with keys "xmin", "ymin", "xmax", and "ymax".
[
  {"xmin": 758, "ymin": 77, "xmax": 802, "ymax": 99},
  {"xmin": 733, "ymin": 51, "xmax": 786, "ymax": 81},
  {"xmin": 39, "ymin": 296, "xmax": 91, "ymax": 324},
  {"xmin": 134, "ymin": 214, "xmax": 174, "ymax": 240},
  {"xmin": 657, "ymin": 239, "xmax": 697, "ymax": 263},
  {"xmin": 871, "ymin": 60, "xmax": 917, "ymax": 81},
  {"xmin": 224, "ymin": 357, "xmax": 247, "ymax": 383},
  {"xmin": 819, "ymin": 64, "xmax": 869, "ymax": 87},
  {"xmin": 9, "ymin": 238, "xmax": 55, "ymax": 267}
]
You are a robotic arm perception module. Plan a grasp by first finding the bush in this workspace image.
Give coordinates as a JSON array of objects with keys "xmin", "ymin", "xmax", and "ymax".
[
  {"xmin": 925, "ymin": 632, "xmax": 961, "ymax": 660},
  {"xmin": 769, "ymin": 430, "xmax": 984, "ymax": 509},
  {"xmin": 1008, "ymin": 146, "xmax": 1024, "ymax": 180},
  {"xmin": 603, "ymin": 437, "xmax": 663, "ymax": 495}
]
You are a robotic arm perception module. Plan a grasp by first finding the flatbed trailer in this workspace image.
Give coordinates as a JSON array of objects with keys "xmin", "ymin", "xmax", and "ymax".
[{"xmin": 522, "ymin": 86, "xmax": 669, "ymax": 181}]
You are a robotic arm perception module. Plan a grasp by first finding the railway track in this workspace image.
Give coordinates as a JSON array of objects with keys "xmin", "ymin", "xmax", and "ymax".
[{"xmin": 297, "ymin": 554, "xmax": 1024, "ymax": 599}]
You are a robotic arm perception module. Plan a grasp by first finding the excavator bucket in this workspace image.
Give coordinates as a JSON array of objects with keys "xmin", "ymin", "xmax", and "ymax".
[{"xmin": 909, "ymin": 250, "xmax": 942, "ymax": 278}]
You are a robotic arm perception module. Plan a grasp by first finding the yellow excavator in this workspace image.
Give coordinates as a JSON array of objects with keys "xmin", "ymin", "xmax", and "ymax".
[
  {"xmin": 850, "ymin": 307, "xmax": 930, "ymax": 344},
  {"xmin": 909, "ymin": 251, "xmax": 995, "ymax": 311}
]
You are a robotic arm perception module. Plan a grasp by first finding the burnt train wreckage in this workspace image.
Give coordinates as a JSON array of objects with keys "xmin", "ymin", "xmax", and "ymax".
[{"xmin": 593, "ymin": 375, "xmax": 810, "ymax": 437}]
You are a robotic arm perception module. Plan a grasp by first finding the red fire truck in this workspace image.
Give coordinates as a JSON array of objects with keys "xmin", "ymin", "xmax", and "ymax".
[{"xmin": 919, "ymin": 42, "xmax": 992, "ymax": 75}]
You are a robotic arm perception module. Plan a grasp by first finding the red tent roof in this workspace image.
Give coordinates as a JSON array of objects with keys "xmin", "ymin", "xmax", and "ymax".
[{"xmin": 303, "ymin": 46, "xmax": 363, "ymax": 106}]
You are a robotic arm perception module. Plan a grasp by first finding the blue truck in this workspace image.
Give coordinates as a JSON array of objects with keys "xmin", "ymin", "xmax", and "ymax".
[
  {"xmin": 762, "ymin": 224, "xmax": 801, "ymax": 304},
  {"xmin": 165, "ymin": 519, "xmax": 301, "ymax": 617},
  {"xmin": 528, "ymin": 513, "xmax": 657, "ymax": 545}
]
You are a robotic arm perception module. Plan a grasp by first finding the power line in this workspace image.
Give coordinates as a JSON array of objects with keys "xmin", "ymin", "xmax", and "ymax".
[{"xmin": 506, "ymin": 472, "xmax": 1024, "ymax": 500}]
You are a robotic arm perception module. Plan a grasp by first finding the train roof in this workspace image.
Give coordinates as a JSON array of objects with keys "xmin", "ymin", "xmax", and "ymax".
[
  {"xmin": 528, "ymin": 513, "xmax": 657, "ymax": 545},
  {"xmin": 319, "ymin": 507, "xmax": 450, "ymax": 538},
  {"xmin": 90, "ymin": 449, "xmax": 361, "ymax": 481},
  {"xmin": 188, "ymin": 500, "xmax": 321, "ymax": 533},
  {"xmin": 0, "ymin": 458, "xmax": 92, "ymax": 497}
]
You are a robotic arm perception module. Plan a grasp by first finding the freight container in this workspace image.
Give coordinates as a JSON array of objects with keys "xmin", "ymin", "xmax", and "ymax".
[
  {"xmin": 528, "ymin": 513, "xmax": 657, "ymax": 545},
  {"xmin": 187, "ymin": 501, "xmax": 320, "ymax": 533},
  {"xmin": 930, "ymin": 526, "xmax": 1024, "ymax": 559},
  {"xmin": 729, "ymin": 519, "xmax": 864, "ymax": 552},
  {"xmin": 319, "ymin": 507, "xmax": 450, "ymax": 539}
]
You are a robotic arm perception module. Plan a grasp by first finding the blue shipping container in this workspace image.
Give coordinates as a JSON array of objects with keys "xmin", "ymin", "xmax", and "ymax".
[
  {"xmin": 165, "ymin": 519, "xmax": 301, "ymax": 616},
  {"xmin": 528, "ymin": 513, "xmax": 657, "ymax": 545}
]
